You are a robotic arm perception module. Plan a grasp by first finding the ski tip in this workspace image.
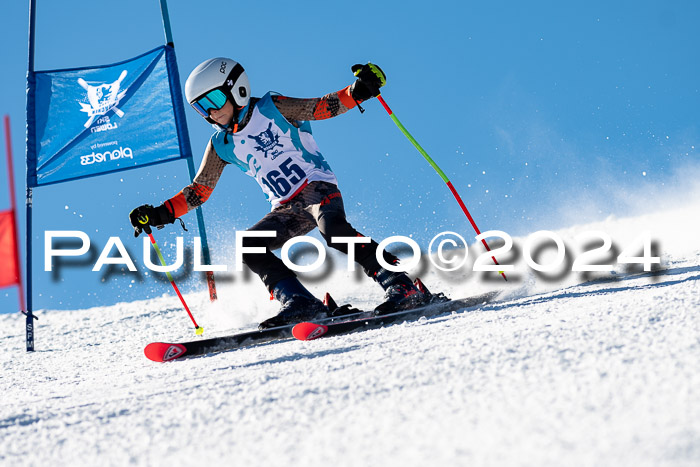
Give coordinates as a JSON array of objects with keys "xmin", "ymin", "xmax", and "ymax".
[
  {"xmin": 144, "ymin": 342, "xmax": 187, "ymax": 362},
  {"xmin": 292, "ymin": 322, "xmax": 329, "ymax": 341}
]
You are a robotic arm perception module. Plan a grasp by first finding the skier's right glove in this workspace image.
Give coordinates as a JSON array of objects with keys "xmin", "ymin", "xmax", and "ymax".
[
  {"xmin": 129, "ymin": 204, "xmax": 174, "ymax": 237},
  {"xmin": 350, "ymin": 63, "xmax": 386, "ymax": 102}
]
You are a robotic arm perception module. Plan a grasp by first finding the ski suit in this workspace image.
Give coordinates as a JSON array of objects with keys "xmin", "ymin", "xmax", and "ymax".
[{"xmin": 164, "ymin": 85, "xmax": 397, "ymax": 291}]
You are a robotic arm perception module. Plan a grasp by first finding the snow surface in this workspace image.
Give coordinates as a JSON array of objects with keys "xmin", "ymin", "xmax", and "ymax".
[{"xmin": 2, "ymin": 200, "xmax": 700, "ymax": 467}]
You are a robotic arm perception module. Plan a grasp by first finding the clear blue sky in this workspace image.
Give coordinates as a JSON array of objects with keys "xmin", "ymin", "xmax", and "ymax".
[{"xmin": 1, "ymin": 1, "xmax": 698, "ymax": 313}]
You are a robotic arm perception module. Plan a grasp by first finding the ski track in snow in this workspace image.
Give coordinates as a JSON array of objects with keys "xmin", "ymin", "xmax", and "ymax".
[{"xmin": 1, "ymin": 208, "xmax": 700, "ymax": 467}]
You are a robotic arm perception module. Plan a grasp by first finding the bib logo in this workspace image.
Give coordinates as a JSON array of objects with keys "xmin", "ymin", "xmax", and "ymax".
[
  {"xmin": 77, "ymin": 70, "xmax": 128, "ymax": 128},
  {"xmin": 249, "ymin": 122, "xmax": 283, "ymax": 159},
  {"xmin": 81, "ymin": 146, "xmax": 133, "ymax": 166}
]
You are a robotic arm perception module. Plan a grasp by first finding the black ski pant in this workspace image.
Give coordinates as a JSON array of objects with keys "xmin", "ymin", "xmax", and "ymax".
[{"xmin": 241, "ymin": 181, "xmax": 397, "ymax": 291}]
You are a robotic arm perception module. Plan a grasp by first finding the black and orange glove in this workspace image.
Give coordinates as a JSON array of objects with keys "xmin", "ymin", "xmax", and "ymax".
[
  {"xmin": 129, "ymin": 204, "xmax": 174, "ymax": 237},
  {"xmin": 350, "ymin": 63, "xmax": 387, "ymax": 102}
]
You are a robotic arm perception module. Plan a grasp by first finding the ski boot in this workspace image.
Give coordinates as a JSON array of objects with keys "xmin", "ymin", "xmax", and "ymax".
[
  {"xmin": 372, "ymin": 268, "xmax": 427, "ymax": 315},
  {"xmin": 258, "ymin": 278, "xmax": 329, "ymax": 330}
]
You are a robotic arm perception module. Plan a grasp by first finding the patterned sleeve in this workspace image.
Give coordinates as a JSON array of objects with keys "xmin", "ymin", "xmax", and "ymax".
[
  {"xmin": 272, "ymin": 85, "xmax": 359, "ymax": 121},
  {"xmin": 163, "ymin": 140, "xmax": 227, "ymax": 218}
]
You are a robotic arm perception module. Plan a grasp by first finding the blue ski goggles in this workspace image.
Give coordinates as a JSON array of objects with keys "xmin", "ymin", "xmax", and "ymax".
[{"xmin": 191, "ymin": 89, "xmax": 228, "ymax": 118}]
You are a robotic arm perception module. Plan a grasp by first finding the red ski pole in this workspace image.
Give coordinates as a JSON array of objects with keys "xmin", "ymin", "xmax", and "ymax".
[
  {"xmin": 138, "ymin": 215, "xmax": 203, "ymax": 335},
  {"xmin": 376, "ymin": 94, "xmax": 507, "ymax": 281}
]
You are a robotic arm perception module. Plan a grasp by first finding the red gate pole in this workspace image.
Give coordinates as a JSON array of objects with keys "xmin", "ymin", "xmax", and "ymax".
[{"xmin": 4, "ymin": 115, "xmax": 26, "ymax": 310}]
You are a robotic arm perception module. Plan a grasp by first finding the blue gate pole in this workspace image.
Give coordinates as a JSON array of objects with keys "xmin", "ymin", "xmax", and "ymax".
[
  {"xmin": 24, "ymin": 0, "xmax": 37, "ymax": 351},
  {"xmin": 160, "ymin": 0, "xmax": 217, "ymax": 301}
]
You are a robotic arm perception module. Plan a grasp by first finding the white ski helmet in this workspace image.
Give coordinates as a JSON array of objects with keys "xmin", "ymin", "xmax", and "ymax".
[{"xmin": 185, "ymin": 57, "xmax": 250, "ymax": 116}]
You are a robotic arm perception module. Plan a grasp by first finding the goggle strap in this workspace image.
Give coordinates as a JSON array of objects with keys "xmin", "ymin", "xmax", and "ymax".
[{"xmin": 226, "ymin": 63, "xmax": 245, "ymax": 92}]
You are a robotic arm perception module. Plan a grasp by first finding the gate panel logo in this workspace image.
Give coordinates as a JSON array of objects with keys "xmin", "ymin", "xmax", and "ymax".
[{"xmin": 77, "ymin": 70, "xmax": 128, "ymax": 128}]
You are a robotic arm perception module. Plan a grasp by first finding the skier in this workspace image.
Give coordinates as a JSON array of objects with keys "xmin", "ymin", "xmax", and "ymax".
[{"xmin": 129, "ymin": 58, "xmax": 428, "ymax": 329}]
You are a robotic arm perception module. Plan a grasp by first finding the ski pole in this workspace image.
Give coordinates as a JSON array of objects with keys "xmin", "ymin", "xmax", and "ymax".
[
  {"xmin": 145, "ymin": 229, "xmax": 203, "ymax": 335},
  {"xmin": 376, "ymin": 94, "xmax": 507, "ymax": 281}
]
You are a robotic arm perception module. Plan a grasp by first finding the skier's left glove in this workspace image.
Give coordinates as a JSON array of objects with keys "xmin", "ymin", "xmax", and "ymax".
[
  {"xmin": 129, "ymin": 204, "xmax": 174, "ymax": 237},
  {"xmin": 350, "ymin": 63, "xmax": 386, "ymax": 102}
]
